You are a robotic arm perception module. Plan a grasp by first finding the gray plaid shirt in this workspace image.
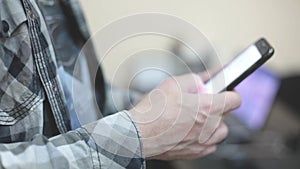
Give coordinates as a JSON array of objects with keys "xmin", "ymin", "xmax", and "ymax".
[{"xmin": 0, "ymin": 0, "xmax": 145, "ymax": 168}]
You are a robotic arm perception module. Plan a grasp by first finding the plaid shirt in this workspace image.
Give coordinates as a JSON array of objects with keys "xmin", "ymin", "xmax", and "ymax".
[{"xmin": 0, "ymin": 0, "xmax": 145, "ymax": 168}]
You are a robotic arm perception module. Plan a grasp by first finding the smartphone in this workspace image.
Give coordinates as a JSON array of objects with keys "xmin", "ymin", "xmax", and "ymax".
[{"xmin": 204, "ymin": 38, "xmax": 275, "ymax": 94}]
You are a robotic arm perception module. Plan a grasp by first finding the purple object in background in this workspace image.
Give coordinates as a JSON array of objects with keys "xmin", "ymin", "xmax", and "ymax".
[{"xmin": 231, "ymin": 68, "xmax": 280, "ymax": 130}]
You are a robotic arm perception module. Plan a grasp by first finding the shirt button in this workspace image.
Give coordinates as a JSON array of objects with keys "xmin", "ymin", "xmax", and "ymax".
[
  {"xmin": 52, "ymin": 84, "xmax": 57, "ymax": 92},
  {"xmin": 1, "ymin": 20, "xmax": 9, "ymax": 33},
  {"xmin": 29, "ymin": 10, "xmax": 35, "ymax": 19}
]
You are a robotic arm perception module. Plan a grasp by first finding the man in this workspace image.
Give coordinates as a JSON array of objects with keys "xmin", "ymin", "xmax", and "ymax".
[{"xmin": 0, "ymin": 0, "xmax": 241, "ymax": 168}]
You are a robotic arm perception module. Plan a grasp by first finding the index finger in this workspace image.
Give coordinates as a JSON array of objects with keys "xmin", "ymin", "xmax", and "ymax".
[
  {"xmin": 199, "ymin": 91, "xmax": 241, "ymax": 116},
  {"xmin": 198, "ymin": 91, "xmax": 241, "ymax": 143},
  {"xmin": 220, "ymin": 91, "xmax": 242, "ymax": 113}
]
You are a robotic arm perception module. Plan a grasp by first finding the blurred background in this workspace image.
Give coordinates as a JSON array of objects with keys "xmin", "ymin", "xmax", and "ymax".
[{"xmin": 81, "ymin": 0, "xmax": 300, "ymax": 168}]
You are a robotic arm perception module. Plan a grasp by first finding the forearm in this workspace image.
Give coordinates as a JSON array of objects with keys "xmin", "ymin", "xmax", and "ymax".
[
  {"xmin": 104, "ymin": 84, "xmax": 143, "ymax": 116},
  {"xmin": 0, "ymin": 111, "xmax": 145, "ymax": 169}
]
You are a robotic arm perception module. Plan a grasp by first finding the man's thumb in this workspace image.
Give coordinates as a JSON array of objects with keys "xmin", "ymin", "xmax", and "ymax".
[{"xmin": 174, "ymin": 73, "xmax": 206, "ymax": 93}]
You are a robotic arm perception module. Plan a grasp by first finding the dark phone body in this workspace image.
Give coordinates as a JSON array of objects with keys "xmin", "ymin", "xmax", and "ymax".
[{"xmin": 205, "ymin": 38, "xmax": 275, "ymax": 93}]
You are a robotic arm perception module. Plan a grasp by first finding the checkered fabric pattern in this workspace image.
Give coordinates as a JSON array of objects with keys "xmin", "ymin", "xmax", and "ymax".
[
  {"xmin": 0, "ymin": 111, "xmax": 144, "ymax": 169},
  {"xmin": 0, "ymin": 0, "xmax": 145, "ymax": 168},
  {"xmin": 0, "ymin": 0, "xmax": 43, "ymax": 126}
]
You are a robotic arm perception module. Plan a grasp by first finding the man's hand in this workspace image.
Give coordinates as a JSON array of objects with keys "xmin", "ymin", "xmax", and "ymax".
[{"xmin": 128, "ymin": 73, "xmax": 241, "ymax": 160}]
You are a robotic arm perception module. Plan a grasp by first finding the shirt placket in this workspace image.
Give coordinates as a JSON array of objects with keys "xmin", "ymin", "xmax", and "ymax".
[{"xmin": 21, "ymin": 0, "xmax": 71, "ymax": 133}]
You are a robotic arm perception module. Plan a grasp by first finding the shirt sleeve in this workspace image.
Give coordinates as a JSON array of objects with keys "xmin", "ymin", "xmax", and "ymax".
[{"xmin": 0, "ymin": 111, "xmax": 145, "ymax": 169}]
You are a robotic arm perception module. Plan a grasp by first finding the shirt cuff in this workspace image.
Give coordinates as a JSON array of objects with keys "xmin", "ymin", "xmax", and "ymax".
[{"xmin": 76, "ymin": 110, "xmax": 145, "ymax": 169}]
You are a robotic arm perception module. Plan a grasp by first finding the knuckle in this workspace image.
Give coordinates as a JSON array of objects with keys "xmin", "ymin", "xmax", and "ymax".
[
  {"xmin": 196, "ymin": 112, "xmax": 207, "ymax": 124},
  {"xmin": 201, "ymin": 99, "xmax": 213, "ymax": 114}
]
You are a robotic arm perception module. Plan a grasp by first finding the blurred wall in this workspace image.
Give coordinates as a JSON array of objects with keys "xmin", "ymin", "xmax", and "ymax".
[{"xmin": 80, "ymin": 0, "xmax": 300, "ymax": 83}]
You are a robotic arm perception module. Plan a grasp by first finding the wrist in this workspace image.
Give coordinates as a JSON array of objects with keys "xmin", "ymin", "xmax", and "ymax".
[{"xmin": 127, "ymin": 109, "xmax": 157, "ymax": 158}]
